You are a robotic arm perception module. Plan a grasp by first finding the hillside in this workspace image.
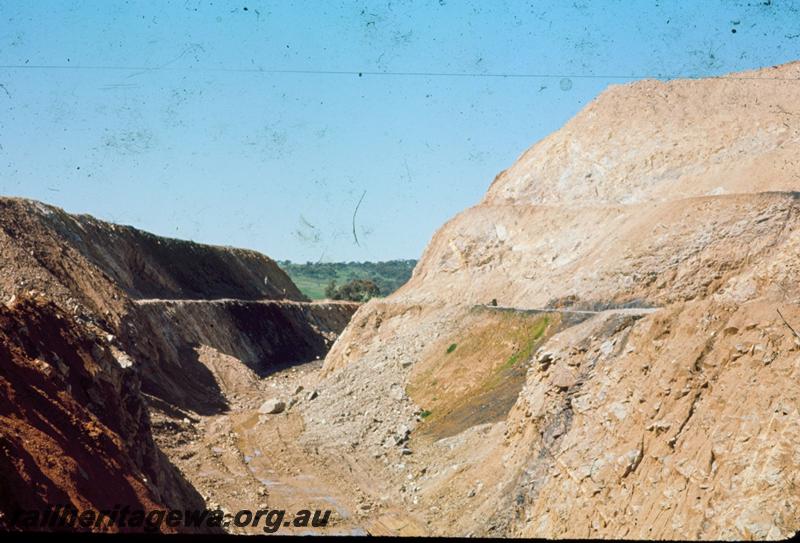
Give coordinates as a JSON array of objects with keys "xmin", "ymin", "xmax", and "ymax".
[
  {"xmin": 0, "ymin": 198, "xmax": 359, "ymax": 410},
  {"xmin": 0, "ymin": 295, "xmax": 208, "ymax": 532},
  {"xmin": 306, "ymin": 61, "xmax": 800, "ymax": 539},
  {"xmin": 278, "ymin": 260, "xmax": 417, "ymax": 300},
  {"xmin": 0, "ymin": 198, "xmax": 357, "ymax": 532},
  {"xmin": 5, "ymin": 60, "xmax": 800, "ymax": 538}
]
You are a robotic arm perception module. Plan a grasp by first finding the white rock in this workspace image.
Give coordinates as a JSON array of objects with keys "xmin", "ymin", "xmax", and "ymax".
[
  {"xmin": 389, "ymin": 383, "xmax": 405, "ymax": 401},
  {"xmin": 114, "ymin": 352, "xmax": 134, "ymax": 369},
  {"xmin": 258, "ymin": 399, "xmax": 286, "ymax": 414}
]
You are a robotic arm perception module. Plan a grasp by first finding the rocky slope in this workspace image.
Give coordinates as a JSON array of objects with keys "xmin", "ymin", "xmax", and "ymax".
[
  {"xmin": 4, "ymin": 61, "xmax": 799, "ymax": 538},
  {"xmin": 0, "ymin": 294, "xmax": 206, "ymax": 532},
  {"xmin": 305, "ymin": 61, "xmax": 800, "ymax": 539},
  {"xmin": 0, "ymin": 197, "xmax": 356, "ymax": 412},
  {"xmin": 128, "ymin": 298, "xmax": 356, "ymax": 413},
  {"xmin": 0, "ymin": 197, "xmax": 303, "ymax": 315},
  {"xmin": 0, "ymin": 198, "xmax": 358, "ymax": 532}
]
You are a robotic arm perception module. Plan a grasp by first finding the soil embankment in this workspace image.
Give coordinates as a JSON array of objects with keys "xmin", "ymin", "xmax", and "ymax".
[
  {"xmin": 5, "ymin": 61, "xmax": 800, "ymax": 538},
  {"xmin": 0, "ymin": 198, "xmax": 358, "ymax": 532},
  {"xmin": 305, "ymin": 62, "xmax": 800, "ymax": 540},
  {"xmin": 0, "ymin": 295, "xmax": 207, "ymax": 532}
]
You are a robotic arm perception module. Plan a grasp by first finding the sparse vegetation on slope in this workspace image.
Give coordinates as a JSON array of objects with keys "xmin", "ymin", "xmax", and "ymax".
[{"xmin": 408, "ymin": 310, "xmax": 557, "ymax": 440}]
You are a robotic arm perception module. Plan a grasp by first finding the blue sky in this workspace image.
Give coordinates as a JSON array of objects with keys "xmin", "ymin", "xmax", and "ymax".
[{"xmin": 1, "ymin": 1, "xmax": 798, "ymax": 262}]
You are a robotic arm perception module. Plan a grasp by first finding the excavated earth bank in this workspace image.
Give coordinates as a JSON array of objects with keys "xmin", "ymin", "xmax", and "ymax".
[
  {"xmin": 4, "ymin": 61, "xmax": 800, "ymax": 538},
  {"xmin": 0, "ymin": 198, "xmax": 357, "ymax": 532},
  {"xmin": 0, "ymin": 295, "xmax": 208, "ymax": 532},
  {"xmin": 302, "ymin": 62, "xmax": 800, "ymax": 540}
]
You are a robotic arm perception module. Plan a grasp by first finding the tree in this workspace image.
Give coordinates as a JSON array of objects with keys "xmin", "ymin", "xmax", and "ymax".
[
  {"xmin": 324, "ymin": 279, "xmax": 338, "ymax": 299},
  {"xmin": 326, "ymin": 278, "xmax": 380, "ymax": 302},
  {"xmin": 338, "ymin": 279, "xmax": 380, "ymax": 302}
]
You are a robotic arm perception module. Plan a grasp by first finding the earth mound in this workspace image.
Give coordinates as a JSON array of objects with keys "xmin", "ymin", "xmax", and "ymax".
[{"xmin": 306, "ymin": 61, "xmax": 800, "ymax": 539}]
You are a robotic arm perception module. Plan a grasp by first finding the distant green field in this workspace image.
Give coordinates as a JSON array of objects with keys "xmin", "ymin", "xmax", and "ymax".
[{"xmin": 277, "ymin": 260, "xmax": 417, "ymax": 300}]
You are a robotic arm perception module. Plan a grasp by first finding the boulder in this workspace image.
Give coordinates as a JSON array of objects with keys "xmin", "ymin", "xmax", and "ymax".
[
  {"xmin": 258, "ymin": 399, "xmax": 285, "ymax": 414},
  {"xmin": 389, "ymin": 383, "xmax": 405, "ymax": 401}
]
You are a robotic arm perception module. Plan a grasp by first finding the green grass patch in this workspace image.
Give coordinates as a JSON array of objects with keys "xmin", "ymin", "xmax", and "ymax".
[
  {"xmin": 408, "ymin": 311, "xmax": 558, "ymax": 433},
  {"xmin": 500, "ymin": 316, "xmax": 550, "ymax": 371},
  {"xmin": 419, "ymin": 409, "xmax": 432, "ymax": 419}
]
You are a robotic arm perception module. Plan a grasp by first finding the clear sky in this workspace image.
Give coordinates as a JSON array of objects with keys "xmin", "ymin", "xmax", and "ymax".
[{"xmin": 1, "ymin": 1, "xmax": 798, "ymax": 262}]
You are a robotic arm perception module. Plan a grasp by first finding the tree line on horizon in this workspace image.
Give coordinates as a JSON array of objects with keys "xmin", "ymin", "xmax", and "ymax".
[{"xmin": 277, "ymin": 259, "xmax": 417, "ymax": 301}]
